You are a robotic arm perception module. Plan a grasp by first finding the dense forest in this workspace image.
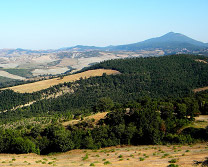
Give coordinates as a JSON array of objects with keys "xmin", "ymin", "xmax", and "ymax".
[
  {"xmin": 0, "ymin": 92, "xmax": 208, "ymax": 154},
  {"xmin": 0, "ymin": 54, "xmax": 208, "ymax": 154},
  {"xmin": 1, "ymin": 54, "xmax": 208, "ymax": 115}
]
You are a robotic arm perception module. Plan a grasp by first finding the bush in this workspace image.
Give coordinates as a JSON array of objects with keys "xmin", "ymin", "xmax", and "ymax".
[
  {"xmin": 169, "ymin": 159, "xmax": 177, "ymax": 163},
  {"xmin": 104, "ymin": 161, "xmax": 111, "ymax": 165},
  {"xmin": 11, "ymin": 137, "xmax": 39, "ymax": 154},
  {"xmin": 168, "ymin": 164, "xmax": 179, "ymax": 167}
]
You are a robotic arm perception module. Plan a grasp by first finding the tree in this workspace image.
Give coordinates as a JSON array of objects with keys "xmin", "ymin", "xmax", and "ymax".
[
  {"xmin": 94, "ymin": 97, "xmax": 114, "ymax": 112},
  {"xmin": 175, "ymin": 103, "xmax": 187, "ymax": 119},
  {"xmin": 11, "ymin": 137, "xmax": 39, "ymax": 154}
]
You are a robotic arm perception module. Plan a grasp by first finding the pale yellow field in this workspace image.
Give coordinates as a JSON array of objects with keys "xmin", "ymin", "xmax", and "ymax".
[
  {"xmin": 0, "ymin": 143, "xmax": 207, "ymax": 167},
  {"xmin": 62, "ymin": 112, "xmax": 108, "ymax": 127},
  {"xmin": 3, "ymin": 69, "xmax": 120, "ymax": 93},
  {"xmin": 193, "ymin": 86, "xmax": 208, "ymax": 93}
]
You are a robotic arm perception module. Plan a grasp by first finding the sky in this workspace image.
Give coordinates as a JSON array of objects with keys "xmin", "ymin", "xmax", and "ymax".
[{"xmin": 0, "ymin": 0, "xmax": 207, "ymax": 50}]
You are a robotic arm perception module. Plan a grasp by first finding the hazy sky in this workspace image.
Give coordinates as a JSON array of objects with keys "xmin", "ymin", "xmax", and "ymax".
[{"xmin": 0, "ymin": 0, "xmax": 207, "ymax": 49}]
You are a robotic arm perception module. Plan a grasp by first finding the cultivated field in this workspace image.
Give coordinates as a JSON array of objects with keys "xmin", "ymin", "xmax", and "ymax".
[
  {"xmin": 0, "ymin": 70, "xmax": 26, "ymax": 80},
  {"xmin": 32, "ymin": 67, "xmax": 69, "ymax": 76},
  {"xmin": 0, "ymin": 143, "xmax": 207, "ymax": 167},
  {"xmin": 3, "ymin": 69, "xmax": 120, "ymax": 93}
]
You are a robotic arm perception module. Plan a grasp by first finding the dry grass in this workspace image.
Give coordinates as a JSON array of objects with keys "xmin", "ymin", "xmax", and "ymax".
[
  {"xmin": 0, "ymin": 143, "xmax": 207, "ymax": 167},
  {"xmin": 62, "ymin": 112, "xmax": 108, "ymax": 127},
  {"xmin": 195, "ymin": 59, "xmax": 207, "ymax": 64},
  {"xmin": 2, "ymin": 69, "xmax": 120, "ymax": 93},
  {"xmin": 192, "ymin": 115, "xmax": 208, "ymax": 128},
  {"xmin": 193, "ymin": 86, "xmax": 208, "ymax": 93}
]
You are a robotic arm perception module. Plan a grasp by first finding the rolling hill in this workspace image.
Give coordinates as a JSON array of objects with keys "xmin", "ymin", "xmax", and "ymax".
[{"xmin": 0, "ymin": 54, "xmax": 208, "ymax": 157}]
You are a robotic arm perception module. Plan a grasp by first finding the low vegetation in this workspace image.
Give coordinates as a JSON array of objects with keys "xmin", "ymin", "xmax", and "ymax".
[{"xmin": 0, "ymin": 144, "xmax": 207, "ymax": 166}]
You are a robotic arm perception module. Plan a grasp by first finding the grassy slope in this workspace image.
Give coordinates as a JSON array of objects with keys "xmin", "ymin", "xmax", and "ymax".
[
  {"xmin": 0, "ymin": 143, "xmax": 207, "ymax": 167},
  {"xmin": 2, "ymin": 69, "xmax": 120, "ymax": 93}
]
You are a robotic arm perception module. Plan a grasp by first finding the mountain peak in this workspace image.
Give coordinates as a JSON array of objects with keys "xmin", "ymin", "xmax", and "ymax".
[
  {"xmin": 141, "ymin": 32, "xmax": 206, "ymax": 47},
  {"xmin": 162, "ymin": 32, "xmax": 187, "ymax": 38}
]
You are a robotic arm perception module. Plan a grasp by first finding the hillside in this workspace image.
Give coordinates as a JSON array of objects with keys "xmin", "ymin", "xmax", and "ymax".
[
  {"xmin": 2, "ymin": 54, "xmax": 208, "ymax": 112},
  {"xmin": 2, "ymin": 69, "xmax": 120, "ymax": 93},
  {"xmin": 1, "ymin": 54, "xmax": 208, "ymax": 119},
  {"xmin": 0, "ymin": 54, "xmax": 208, "ymax": 157}
]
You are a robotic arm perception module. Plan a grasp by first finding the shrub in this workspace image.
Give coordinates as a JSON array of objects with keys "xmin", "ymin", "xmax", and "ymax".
[
  {"xmin": 104, "ymin": 161, "xmax": 111, "ymax": 165},
  {"xmin": 167, "ymin": 164, "xmax": 178, "ymax": 167},
  {"xmin": 11, "ymin": 137, "xmax": 39, "ymax": 154},
  {"xmin": 169, "ymin": 159, "xmax": 177, "ymax": 163}
]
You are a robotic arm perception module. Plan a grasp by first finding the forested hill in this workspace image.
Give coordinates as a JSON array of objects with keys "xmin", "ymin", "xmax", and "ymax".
[
  {"xmin": 85, "ymin": 54, "xmax": 208, "ymax": 76},
  {"xmin": 1, "ymin": 55, "xmax": 208, "ymax": 154},
  {"xmin": 82, "ymin": 54, "xmax": 208, "ymax": 96},
  {"xmin": 1, "ymin": 54, "xmax": 208, "ymax": 121}
]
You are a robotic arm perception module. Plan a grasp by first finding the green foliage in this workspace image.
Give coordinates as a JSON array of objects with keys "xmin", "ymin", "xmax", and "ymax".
[
  {"xmin": 139, "ymin": 157, "xmax": 145, "ymax": 161},
  {"xmin": 82, "ymin": 153, "xmax": 89, "ymax": 161},
  {"xmin": 0, "ymin": 55, "xmax": 208, "ymax": 155},
  {"xmin": 11, "ymin": 137, "xmax": 39, "ymax": 154},
  {"xmin": 1, "ymin": 55, "xmax": 208, "ymax": 124},
  {"xmin": 168, "ymin": 164, "xmax": 179, "ymax": 167},
  {"xmin": 0, "ymin": 89, "xmax": 41, "ymax": 111},
  {"xmin": 103, "ymin": 161, "xmax": 111, "ymax": 165},
  {"xmin": 94, "ymin": 97, "xmax": 114, "ymax": 112},
  {"xmin": 169, "ymin": 159, "xmax": 178, "ymax": 163}
]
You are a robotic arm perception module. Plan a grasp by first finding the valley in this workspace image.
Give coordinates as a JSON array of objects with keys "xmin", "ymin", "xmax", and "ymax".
[{"xmin": 0, "ymin": 32, "xmax": 207, "ymax": 83}]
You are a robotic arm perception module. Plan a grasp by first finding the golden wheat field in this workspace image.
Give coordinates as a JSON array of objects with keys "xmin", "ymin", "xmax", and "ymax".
[{"xmin": 2, "ymin": 69, "xmax": 120, "ymax": 93}]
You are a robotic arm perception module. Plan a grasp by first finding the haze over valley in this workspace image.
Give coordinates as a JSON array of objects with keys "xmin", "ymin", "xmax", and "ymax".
[{"xmin": 0, "ymin": 32, "xmax": 208, "ymax": 81}]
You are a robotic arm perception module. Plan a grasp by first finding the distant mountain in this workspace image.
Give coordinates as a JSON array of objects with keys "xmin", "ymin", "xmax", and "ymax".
[
  {"xmin": 106, "ymin": 32, "xmax": 208, "ymax": 51},
  {"xmin": 59, "ymin": 45, "xmax": 102, "ymax": 51},
  {"xmin": 143, "ymin": 32, "xmax": 207, "ymax": 46},
  {"xmin": 0, "ymin": 48, "xmax": 53, "ymax": 57},
  {"xmin": 0, "ymin": 32, "xmax": 207, "ymax": 54}
]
